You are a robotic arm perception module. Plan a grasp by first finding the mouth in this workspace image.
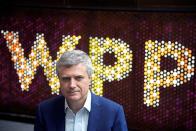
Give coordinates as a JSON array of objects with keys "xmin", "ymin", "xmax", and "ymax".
[{"xmin": 67, "ymin": 90, "xmax": 79, "ymax": 95}]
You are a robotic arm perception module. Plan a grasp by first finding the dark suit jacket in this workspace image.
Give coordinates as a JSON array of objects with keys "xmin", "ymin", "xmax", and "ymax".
[{"xmin": 34, "ymin": 92, "xmax": 128, "ymax": 131}]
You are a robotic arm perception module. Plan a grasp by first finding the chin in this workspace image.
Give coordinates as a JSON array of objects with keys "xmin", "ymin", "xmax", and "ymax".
[{"xmin": 67, "ymin": 95, "xmax": 81, "ymax": 101}]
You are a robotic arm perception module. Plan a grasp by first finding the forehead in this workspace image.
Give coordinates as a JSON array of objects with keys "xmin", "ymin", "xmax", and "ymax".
[{"xmin": 58, "ymin": 63, "xmax": 88, "ymax": 76}]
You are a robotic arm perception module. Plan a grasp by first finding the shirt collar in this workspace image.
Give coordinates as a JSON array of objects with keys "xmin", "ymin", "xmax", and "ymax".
[
  {"xmin": 84, "ymin": 90, "xmax": 91, "ymax": 112},
  {"xmin": 64, "ymin": 90, "xmax": 91, "ymax": 112}
]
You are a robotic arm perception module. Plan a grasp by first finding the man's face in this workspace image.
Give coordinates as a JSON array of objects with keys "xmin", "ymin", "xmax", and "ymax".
[{"xmin": 58, "ymin": 63, "xmax": 91, "ymax": 103}]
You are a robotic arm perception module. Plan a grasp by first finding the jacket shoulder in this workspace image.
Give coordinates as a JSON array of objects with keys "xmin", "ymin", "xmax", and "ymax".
[
  {"xmin": 38, "ymin": 95, "xmax": 64, "ymax": 110},
  {"xmin": 93, "ymin": 93, "xmax": 122, "ymax": 109}
]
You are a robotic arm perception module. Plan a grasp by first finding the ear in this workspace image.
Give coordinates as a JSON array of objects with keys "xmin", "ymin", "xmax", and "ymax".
[{"xmin": 89, "ymin": 78, "xmax": 92, "ymax": 88}]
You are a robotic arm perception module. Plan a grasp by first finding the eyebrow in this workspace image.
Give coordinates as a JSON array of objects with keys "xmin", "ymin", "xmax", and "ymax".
[
  {"xmin": 61, "ymin": 75, "xmax": 84, "ymax": 79},
  {"xmin": 61, "ymin": 76, "xmax": 70, "ymax": 80}
]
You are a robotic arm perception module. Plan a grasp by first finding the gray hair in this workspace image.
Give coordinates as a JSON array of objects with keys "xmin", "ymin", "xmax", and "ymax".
[{"xmin": 56, "ymin": 50, "xmax": 93, "ymax": 77}]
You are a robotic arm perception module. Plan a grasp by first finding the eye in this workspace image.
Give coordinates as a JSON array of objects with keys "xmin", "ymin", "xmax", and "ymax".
[
  {"xmin": 75, "ymin": 76, "xmax": 84, "ymax": 81},
  {"xmin": 61, "ymin": 77, "xmax": 70, "ymax": 82}
]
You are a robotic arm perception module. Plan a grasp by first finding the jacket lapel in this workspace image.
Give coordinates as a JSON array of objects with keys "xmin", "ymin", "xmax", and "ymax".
[
  {"xmin": 55, "ymin": 96, "xmax": 65, "ymax": 131},
  {"xmin": 87, "ymin": 93, "xmax": 102, "ymax": 131}
]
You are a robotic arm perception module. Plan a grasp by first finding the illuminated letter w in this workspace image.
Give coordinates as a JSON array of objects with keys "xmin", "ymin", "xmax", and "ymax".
[{"xmin": 1, "ymin": 30, "xmax": 81, "ymax": 94}]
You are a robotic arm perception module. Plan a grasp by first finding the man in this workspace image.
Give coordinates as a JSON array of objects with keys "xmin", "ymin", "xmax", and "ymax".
[{"xmin": 34, "ymin": 50, "xmax": 128, "ymax": 131}]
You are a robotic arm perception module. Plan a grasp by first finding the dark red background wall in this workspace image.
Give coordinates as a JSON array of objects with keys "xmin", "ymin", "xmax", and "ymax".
[
  {"xmin": 0, "ymin": 1, "xmax": 196, "ymax": 130},
  {"xmin": 0, "ymin": 8, "xmax": 195, "ymax": 130}
]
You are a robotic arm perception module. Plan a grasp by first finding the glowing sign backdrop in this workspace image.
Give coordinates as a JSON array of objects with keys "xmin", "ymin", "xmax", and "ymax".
[{"xmin": 0, "ymin": 9, "xmax": 195, "ymax": 130}]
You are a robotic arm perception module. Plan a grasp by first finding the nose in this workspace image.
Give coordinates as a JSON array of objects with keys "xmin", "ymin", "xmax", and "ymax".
[{"xmin": 69, "ymin": 78, "xmax": 77, "ymax": 88}]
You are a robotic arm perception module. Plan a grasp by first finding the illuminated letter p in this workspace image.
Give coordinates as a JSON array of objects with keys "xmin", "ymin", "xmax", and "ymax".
[
  {"xmin": 89, "ymin": 37, "xmax": 133, "ymax": 96},
  {"xmin": 144, "ymin": 40, "xmax": 195, "ymax": 107}
]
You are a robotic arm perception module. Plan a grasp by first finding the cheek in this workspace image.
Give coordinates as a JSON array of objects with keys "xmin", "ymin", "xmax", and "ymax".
[
  {"xmin": 82, "ymin": 80, "xmax": 91, "ymax": 89},
  {"xmin": 60, "ymin": 82, "xmax": 68, "ymax": 91},
  {"xmin": 60, "ymin": 81, "xmax": 67, "ymax": 87}
]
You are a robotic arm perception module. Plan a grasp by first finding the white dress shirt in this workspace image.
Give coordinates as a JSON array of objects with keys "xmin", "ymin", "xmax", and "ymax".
[{"xmin": 64, "ymin": 91, "xmax": 91, "ymax": 131}]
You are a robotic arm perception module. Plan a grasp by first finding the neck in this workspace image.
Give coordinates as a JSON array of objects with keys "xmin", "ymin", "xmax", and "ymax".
[
  {"xmin": 68, "ymin": 101, "xmax": 84, "ymax": 113},
  {"xmin": 67, "ymin": 95, "xmax": 87, "ymax": 113}
]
